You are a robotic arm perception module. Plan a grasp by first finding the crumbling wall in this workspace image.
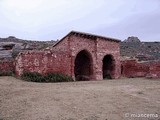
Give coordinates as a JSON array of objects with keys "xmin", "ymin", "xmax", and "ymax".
[
  {"xmin": 122, "ymin": 59, "xmax": 160, "ymax": 79},
  {"xmin": 147, "ymin": 61, "xmax": 160, "ymax": 79},
  {"xmin": 15, "ymin": 50, "xmax": 71, "ymax": 76},
  {"xmin": 0, "ymin": 60, "xmax": 14, "ymax": 73},
  {"xmin": 121, "ymin": 60, "xmax": 149, "ymax": 77},
  {"xmin": 15, "ymin": 31, "xmax": 121, "ymax": 80}
]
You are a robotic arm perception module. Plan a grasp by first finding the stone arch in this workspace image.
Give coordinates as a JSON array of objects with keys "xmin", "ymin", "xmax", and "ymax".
[
  {"xmin": 102, "ymin": 54, "xmax": 115, "ymax": 79},
  {"xmin": 74, "ymin": 50, "xmax": 93, "ymax": 81}
]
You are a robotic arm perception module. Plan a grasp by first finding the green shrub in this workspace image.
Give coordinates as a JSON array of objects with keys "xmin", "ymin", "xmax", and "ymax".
[
  {"xmin": 45, "ymin": 73, "xmax": 73, "ymax": 82},
  {"xmin": 0, "ymin": 70, "xmax": 14, "ymax": 76},
  {"xmin": 21, "ymin": 72, "xmax": 44, "ymax": 82},
  {"xmin": 21, "ymin": 72, "xmax": 74, "ymax": 83}
]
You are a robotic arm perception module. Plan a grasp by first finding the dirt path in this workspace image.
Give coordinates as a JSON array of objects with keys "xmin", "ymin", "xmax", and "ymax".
[{"xmin": 0, "ymin": 77, "xmax": 160, "ymax": 120}]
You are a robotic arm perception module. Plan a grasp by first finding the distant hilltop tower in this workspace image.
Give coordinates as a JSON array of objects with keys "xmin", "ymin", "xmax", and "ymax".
[{"xmin": 124, "ymin": 36, "xmax": 141, "ymax": 43}]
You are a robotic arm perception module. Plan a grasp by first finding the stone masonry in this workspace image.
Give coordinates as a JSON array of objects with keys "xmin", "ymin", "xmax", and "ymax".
[{"xmin": 15, "ymin": 31, "xmax": 121, "ymax": 80}]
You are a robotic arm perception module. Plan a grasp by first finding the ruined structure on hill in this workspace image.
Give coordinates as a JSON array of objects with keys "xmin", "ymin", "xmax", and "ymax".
[{"xmin": 0, "ymin": 32, "xmax": 160, "ymax": 80}]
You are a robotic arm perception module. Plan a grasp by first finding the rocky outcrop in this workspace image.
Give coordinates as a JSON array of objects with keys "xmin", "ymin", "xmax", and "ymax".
[
  {"xmin": 121, "ymin": 37, "xmax": 160, "ymax": 61},
  {"xmin": 123, "ymin": 36, "xmax": 141, "ymax": 43},
  {"xmin": 0, "ymin": 36, "xmax": 56, "ymax": 59}
]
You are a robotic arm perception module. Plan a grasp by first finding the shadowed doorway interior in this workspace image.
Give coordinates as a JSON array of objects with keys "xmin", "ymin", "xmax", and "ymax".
[
  {"xmin": 103, "ymin": 55, "xmax": 115, "ymax": 79},
  {"xmin": 74, "ymin": 50, "xmax": 93, "ymax": 81}
]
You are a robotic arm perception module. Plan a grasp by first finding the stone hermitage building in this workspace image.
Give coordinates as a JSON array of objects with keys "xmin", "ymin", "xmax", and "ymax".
[{"xmin": 15, "ymin": 31, "xmax": 121, "ymax": 80}]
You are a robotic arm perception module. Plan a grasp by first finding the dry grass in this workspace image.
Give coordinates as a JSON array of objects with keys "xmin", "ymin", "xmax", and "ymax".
[{"xmin": 0, "ymin": 77, "xmax": 160, "ymax": 120}]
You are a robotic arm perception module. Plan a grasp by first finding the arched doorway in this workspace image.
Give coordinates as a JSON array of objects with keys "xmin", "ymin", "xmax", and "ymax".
[
  {"xmin": 102, "ymin": 55, "xmax": 115, "ymax": 79},
  {"xmin": 74, "ymin": 50, "xmax": 93, "ymax": 81}
]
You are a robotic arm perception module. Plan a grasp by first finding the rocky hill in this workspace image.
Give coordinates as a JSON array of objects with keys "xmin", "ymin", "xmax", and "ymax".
[
  {"xmin": 120, "ymin": 37, "xmax": 160, "ymax": 61},
  {"xmin": 123, "ymin": 36, "xmax": 141, "ymax": 43},
  {"xmin": 0, "ymin": 36, "xmax": 56, "ymax": 59}
]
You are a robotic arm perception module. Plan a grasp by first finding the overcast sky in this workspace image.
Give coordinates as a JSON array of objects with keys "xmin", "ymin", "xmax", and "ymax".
[{"xmin": 0, "ymin": 0, "xmax": 160, "ymax": 41}]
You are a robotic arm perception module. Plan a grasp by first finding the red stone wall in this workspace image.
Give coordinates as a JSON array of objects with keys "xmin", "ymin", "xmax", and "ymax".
[
  {"xmin": 15, "ymin": 50, "xmax": 71, "ymax": 76},
  {"xmin": 52, "ymin": 35, "xmax": 98, "ymax": 79},
  {"xmin": 121, "ymin": 60, "xmax": 160, "ymax": 79},
  {"xmin": 69, "ymin": 35, "xmax": 97, "ymax": 79},
  {"xmin": 15, "ymin": 33, "xmax": 121, "ymax": 80},
  {"xmin": 147, "ymin": 62, "xmax": 160, "ymax": 79},
  {"xmin": 54, "ymin": 35, "xmax": 121, "ymax": 80},
  {"xmin": 0, "ymin": 60, "xmax": 14, "ymax": 73},
  {"xmin": 51, "ymin": 36, "xmax": 70, "ymax": 52},
  {"xmin": 121, "ymin": 60, "xmax": 149, "ymax": 78},
  {"xmin": 96, "ymin": 38, "xmax": 121, "ymax": 79}
]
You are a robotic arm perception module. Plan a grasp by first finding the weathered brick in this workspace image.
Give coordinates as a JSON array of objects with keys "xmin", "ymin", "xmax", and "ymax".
[
  {"xmin": 121, "ymin": 59, "xmax": 160, "ymax": 79},
  {"xmin": 0, "ymin": 60, "xmax": 14, "ymax": 72},
  {"xmin": 15, "ymin": 31, "xmax": 121, "ymax": 80}
]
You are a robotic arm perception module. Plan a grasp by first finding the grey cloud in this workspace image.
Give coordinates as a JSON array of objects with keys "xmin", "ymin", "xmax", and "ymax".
[
  {"xmin": 91, "ymin": 11, "xmax": 160, "ymax": 41},
  {"xmin": 0, "ymin": 0, "xmax": 160, "ymax": 41}
]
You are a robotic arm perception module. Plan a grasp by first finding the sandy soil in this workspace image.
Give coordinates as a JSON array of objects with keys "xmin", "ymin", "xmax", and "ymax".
[{"xmin": 0, "ymin": 77, "xmax": 160, "ymax": 120}]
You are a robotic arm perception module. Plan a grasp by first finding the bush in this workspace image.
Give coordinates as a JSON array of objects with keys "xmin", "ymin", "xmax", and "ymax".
[
  {"xmin": 21, "ymin": 72, "xmax": 44, "ymax": 82},
  {"xmin": 0, "ymin": 70, "xmax": 14, "ymax": 76},
  {"xmin": 21, "ymin": 72, "xmax": 74, "ymax": 83}
]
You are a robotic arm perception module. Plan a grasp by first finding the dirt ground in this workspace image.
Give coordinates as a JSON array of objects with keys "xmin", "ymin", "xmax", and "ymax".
[{"xmin": 0, "ymin": 77, "xmax": 160, "ymax": 120}]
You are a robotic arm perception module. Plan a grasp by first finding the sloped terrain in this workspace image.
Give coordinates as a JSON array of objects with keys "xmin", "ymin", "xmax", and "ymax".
[
  {"xmin": 0, "ymin": 36, "xmax": 56, "ymax": 59},
  {"xmin": 120, "ymin": 42, "xmax": 160, "ymax": 60},
  {"xmin": 120, "ymin": 37, "xmax": 160, "ymax": 61}
]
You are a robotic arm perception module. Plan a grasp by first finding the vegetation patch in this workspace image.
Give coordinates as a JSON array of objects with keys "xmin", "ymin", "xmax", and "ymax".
[
  {"xmin": 21, "ymin": 72, "xmax": 74, "ymax": 83},
  {"xmin": 0, "ymin": 70, "xmax": 15, "ymax": 76}
]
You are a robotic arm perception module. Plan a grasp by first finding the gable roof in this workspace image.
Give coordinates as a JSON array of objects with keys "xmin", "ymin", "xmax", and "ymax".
[{"xmin": 53, "ymin": 30, "xmax": 121, "ymax": 47}]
